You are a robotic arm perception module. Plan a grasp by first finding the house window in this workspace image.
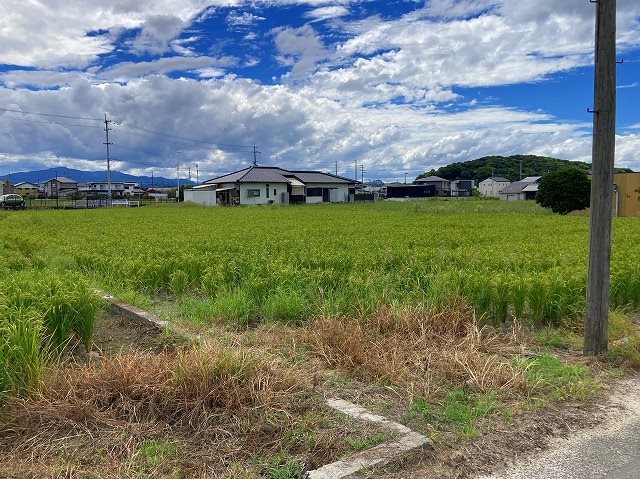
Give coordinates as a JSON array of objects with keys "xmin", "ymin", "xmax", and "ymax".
[
  {"xmin": 247, "ymin": 189, "xmax": 261, "ymax": 197},
  {"xmin": 266, "ymin": 184, "xmax": 270, "ymax": 198},
  {"xmin": 273, "ymin": 188, "xmax": 277, "ymax": 196},
  {"xmin": 307, "ymin": 187, "xmax": 323, "ymax": 197}
]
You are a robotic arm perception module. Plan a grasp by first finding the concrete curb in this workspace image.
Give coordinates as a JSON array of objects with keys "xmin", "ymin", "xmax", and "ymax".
[
  {"xmin": 307, "ymin": 398, "xmax": 431, "ymax": 479},
  {"xmin": 96, "ymin": 291, "xmax": 429, "ymax": 477},
  {"xmin": 95, "ymin": 290, "xmax": 200, "ymax": 343}
]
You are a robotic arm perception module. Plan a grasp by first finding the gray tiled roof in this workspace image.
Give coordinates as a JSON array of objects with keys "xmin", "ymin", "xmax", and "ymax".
[
  {"xmin": 46, "ymin": 177, "xmax": 77, "ymax": 183},
  {"xmin": 415, "ymin": 175, "xmax": 450, "ymax": 183},
  {"xmin": 521, "ymin": 176, "xmax": 542, "ymax": 183},
  {"xmin": 290, "ymin": 171, "xmax": 353, "ymax": 184},
  {"xmin": 499, "ymin": 182, "xmax": 528, "ymax": 194},
  {"xmin": 483, "ymin": 177, "xmax": 510, "ymax": 183},
  {"xmin": 205, "ymin": 166, "xmax": 355, "ymax": 185}
]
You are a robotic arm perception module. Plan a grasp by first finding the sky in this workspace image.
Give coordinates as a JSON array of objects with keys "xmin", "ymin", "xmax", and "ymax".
[{"xmin": 0, "ymin": 0, "xmax": 639, "ymax": 183}]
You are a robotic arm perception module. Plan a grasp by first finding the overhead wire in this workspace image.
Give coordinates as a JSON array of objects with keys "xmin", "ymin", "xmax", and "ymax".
[
  {"xmin": 0, "ymin": 114, "xmax": 104, "ymax": 130},
  {"xmin": 0, "ymin": 107, "xmax": 102, "ymax": 122},
  {"xmin": 112, "ymin": 122, "xmax": 254, "ymax": 150}
]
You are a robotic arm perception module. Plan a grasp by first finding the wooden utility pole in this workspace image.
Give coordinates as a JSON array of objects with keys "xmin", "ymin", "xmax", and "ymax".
[{"xmin": 585, "ymin": 0, "xmax": 617, "ymax": 355}]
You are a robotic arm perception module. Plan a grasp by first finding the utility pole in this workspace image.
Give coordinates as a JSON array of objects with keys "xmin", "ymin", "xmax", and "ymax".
[
  {"xmin": 188, "ymin": 166, "xmax": 191, "ymax": 183},
  {"xmin": 103, "ymin": 114, "xmax": 113, "ymax": 206},
  {"xmin": 519, "ymin": 160, "xmax": 523, "ymax": 180},
  {"xmin": 176, "ymin": 163, "xmax": 180, "ymax": 203},
  {"xmin": 335, "ymin": 160, "xmax": 338, "ymax": 176},
  {"xmin": 360, "ymin": 163, "xmax": 365, "ymax": 185},
  {"xmin": 354, "ymin": 159, "xmax": 358, "ymax": 183},
  {"xmin": 253, "ymin": 145, "xmax": 258, "ymax": 166},
  {"xmin": 585, "ymin": 0, "xmax": 617, "ymax": 355},
  {"xmin": 404, "ymin": 172, "xmax": 408, "ymax": 184},
  {"xmin": 196, "ymin": 163, "xmax": 199, "ymax": 184}
]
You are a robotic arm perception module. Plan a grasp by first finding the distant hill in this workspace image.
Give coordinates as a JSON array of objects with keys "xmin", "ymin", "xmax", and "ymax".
[
  {"xmin": 417, "ymin": 155, "xmax": 634, "ymax": 183},
  {"xmin": 1, "ymin": 167, "xmax": 193, "ymax": 188}
]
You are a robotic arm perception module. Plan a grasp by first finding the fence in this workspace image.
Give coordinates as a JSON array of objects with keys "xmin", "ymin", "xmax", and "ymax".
[{"xmin": 24, "ymin": 196, "xmax": 174, "ymax": 209}]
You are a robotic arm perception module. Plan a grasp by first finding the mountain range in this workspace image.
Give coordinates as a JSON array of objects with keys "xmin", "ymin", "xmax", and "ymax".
[{"xmin": 1, "ymin": 168, "xmax": 194, "ymax": 188}]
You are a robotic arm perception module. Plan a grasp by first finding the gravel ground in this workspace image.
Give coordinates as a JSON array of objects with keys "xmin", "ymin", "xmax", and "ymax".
[{"xmin": 476, "ymin": 377, "xmax": 640, "ymax": 479}]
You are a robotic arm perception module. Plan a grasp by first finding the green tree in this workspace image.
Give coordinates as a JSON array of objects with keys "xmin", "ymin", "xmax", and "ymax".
[{"xmin": 535, "ymin": 167, "xmax": 591, "ymax": 215}]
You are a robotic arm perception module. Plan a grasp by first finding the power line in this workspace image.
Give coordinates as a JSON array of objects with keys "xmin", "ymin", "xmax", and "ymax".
[
  {"xmin": 113, "ymin": 123, "xmax": 254, "ymax": 150},
  {"xmin": 0, "ymin": 107, "xmax": 102, "ymax": 122},
  {"xmin": 0, "ymin": 114, "xmax": 104, "ymax": 130},
  {"xmin": 112, "ymin": 143, "xmax": 183, "ymax": 161}
]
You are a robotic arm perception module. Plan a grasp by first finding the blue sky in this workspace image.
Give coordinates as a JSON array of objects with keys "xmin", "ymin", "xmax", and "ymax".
[{"xmin": 0, "ymin": 0, "xmax": 639, "ymax": 182}]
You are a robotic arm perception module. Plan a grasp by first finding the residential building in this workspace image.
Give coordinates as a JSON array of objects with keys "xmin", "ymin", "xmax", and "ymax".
[
  {"xmin": 44, "ymin": 177, "xmax": 78, "ymax": 198},
  {"xmin": 85, "ymin": 181, "xmax": 126, "ymax": 197},
  {"xmin": 124, "ymin": 182, "xmax": 142, "ymax": 198},
  {"xmin": 498, "ymin": 176, "xmax": 541, "ymax": 201},
  {"xmin": 479, "ymin": 177, "xmax": 510, "ymax": 197},
  {"xmin": 414, "ymin": 175, "xmax": 451, "ymax": 196},
  {"xmin": 450, "ymin": 179, "xmax": 477, "ymax": 197},
  {"xmin": 201, "ymin": 166, "xmax": 357, "ymax": 206},
  {"xmin": 614, "ymin": 172, "xmax": 640, "ymax": 217},
  {"xmin": 13, "ymin": 181, "xmax": 40, "ymax": 198},
  {"xmin": 386, "ymin": 184, "xmax": 436, "ymax": 199}
]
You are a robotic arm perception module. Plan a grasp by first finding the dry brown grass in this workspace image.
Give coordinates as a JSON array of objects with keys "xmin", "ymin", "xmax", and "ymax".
[
  {"xmin": 0, "ymin": 343, "xmax": 354, "ymax": 477},
  {"xmin": 302, "ymin": 302, "xmax": 530, "ymax": 401}
]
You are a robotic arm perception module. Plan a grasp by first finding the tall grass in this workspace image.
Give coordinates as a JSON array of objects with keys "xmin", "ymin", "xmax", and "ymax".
[
  {"xmin": 1, "ymin": 201, "xmax": 639, "ymax": 332},
  {"xmin": 0, "ymin": 271, "xmax": 101, "ymax": 399}
]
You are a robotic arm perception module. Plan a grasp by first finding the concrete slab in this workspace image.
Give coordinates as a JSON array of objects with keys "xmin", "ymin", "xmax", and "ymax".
[{"xmin": 307, "ymin": 398, "xmax": 431, "ymax": 479}]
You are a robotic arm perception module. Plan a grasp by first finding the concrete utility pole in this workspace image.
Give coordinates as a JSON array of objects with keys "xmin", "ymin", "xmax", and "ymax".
[
  {"xmin": 253, "ymin": 145, "xmax": 258, "ymax": 166},
  {"xmin": 176, "ymin": 163, "xmax": 180, "ymax": 203},
  {"xmin": 104, "ymin": 114, "xmax": 113, "ymax": 205},
  {"xmin": 585, "ymin": 0, "xmax": 617, "ymax": 355}
]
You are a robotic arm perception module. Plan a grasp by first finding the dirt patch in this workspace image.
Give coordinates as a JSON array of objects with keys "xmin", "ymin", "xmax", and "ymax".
[
  {"xmin": 92, "ymin": 311, "xmax": 171, "ymax": 355},
  {"xmin": 64, "ymin": 311, "xmax": 176, "ymax": 362},
  {"xmin": 354, "ymin": 386, "xmax": 616, "ymax": 479}
]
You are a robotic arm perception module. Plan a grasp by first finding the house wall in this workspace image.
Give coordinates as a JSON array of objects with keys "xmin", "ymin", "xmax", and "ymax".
[
  {"xmin": 239, "ymin": 183, "xmax": 287, "ymax": 205},
  {"xmin": 500, "ymin": 192, "xmax": 526, "ymax": 201},
  {"xmin": 614, "ymin": 173, "xmax": 640, "ymax": 217},
  {"xmin": 15, "ymin": 186, "xmax": 39, "ymax": 198},
  {"xmin": 304, "ymin": 183, "xmax": 349, "ymax": 204},
  {"xmin": 184, "ymin": 190, "xmax": 217, "ymax": 206},
  {"xmin": 479, "ymin": 180, "xmax": 509, "ymax": 197}
]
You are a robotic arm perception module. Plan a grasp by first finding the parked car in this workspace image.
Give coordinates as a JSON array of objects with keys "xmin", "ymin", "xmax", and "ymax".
[{"xmin": 0, "ymin": 194, "xmax": 25, "ymax": 210}]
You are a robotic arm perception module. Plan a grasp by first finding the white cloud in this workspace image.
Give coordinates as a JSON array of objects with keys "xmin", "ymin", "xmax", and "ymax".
[
  {"xmin": 0, "ymin": 0, "xmax": 217, "ymax": 67},
  {"xmin": 0, "ymin": 70, "xmax": 90, "ymax": 89},
  {"xmin": 273, "ymin": 25, "xmax": 328, "ymax": 79},
  {"xmin": 226, "ymin": 11, "xmax": 266, "ymax": 28},
  {"xmin": 99, "ymin": 56, "xmax": 238, "ymax": 80},
  {"xmin": 305, "ymin": 6, "xmax": 350, "ymax": 22},
  {"xmin": 1, "ymin": 75, "xmax": 639, "ymax": 182}
]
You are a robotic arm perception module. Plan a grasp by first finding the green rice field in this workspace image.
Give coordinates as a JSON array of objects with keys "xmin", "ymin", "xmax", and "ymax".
[{"xmin": 1, "ymin": 199, "xmax": 639, "ymax": 398}]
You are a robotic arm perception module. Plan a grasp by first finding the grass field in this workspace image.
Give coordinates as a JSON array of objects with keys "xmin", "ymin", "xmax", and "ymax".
[{"xmin": 1, "ymin": 199, "xmax": 639, "ymax": 477}]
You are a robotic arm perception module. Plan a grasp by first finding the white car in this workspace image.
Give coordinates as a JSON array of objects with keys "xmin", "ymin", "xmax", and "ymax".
[{"xmin": 0, "ymin": 194, "xmax": 26, "ymax": 210}]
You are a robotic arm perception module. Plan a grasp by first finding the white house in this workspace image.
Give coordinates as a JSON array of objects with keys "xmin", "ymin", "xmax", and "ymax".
[
  {"xmin": 201, "ymin": 166, "xmax": 357, "ymax": 206},
  {"xmin": 124, "ymin": 182, "xmax": 142, "ymax": 197},
  {"xmin": 86, "ymin": 181, "xmax": 125, "ymax": 197},
  {"xmin": 479, "ymin": 177, "xmax": 510, "ymax": 197}
]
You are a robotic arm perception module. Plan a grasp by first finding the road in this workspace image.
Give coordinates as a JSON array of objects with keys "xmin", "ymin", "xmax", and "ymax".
[{"xmin": 477, "ymin": 377, "xmax": 640, "ymax": 479}]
